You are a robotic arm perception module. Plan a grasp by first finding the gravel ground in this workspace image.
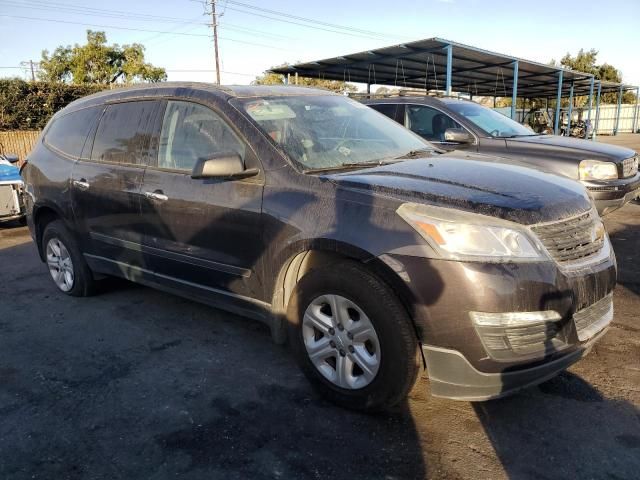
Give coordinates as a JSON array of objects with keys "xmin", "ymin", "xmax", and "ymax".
[{"xmin": 0, "ymin": 203, "xmax": 638, "ymax": 480}]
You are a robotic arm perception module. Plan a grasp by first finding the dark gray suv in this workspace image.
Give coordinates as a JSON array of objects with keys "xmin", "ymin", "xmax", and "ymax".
[
  {"xmin": 22, "ymin": 83, "xmax": 616, "ymax": 411},
  {"xmin": 364, "ymin": 96, "xmax": 639, "ymax": 215}
]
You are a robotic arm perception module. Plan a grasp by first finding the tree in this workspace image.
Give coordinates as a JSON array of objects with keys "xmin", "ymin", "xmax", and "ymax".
[
  {"xmin": 551, "ymin": 49, "xmax": 635, "ymax": 104},
  {"xmin": 39, "ymin": 30, "xmax": 166, "ymax": 85},
  {"xmin": 252, "ymin": 67, "xmax": 357, "ymax": 94}
]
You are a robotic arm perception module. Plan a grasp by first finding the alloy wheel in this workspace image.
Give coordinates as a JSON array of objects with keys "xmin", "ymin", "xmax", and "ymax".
[
  {"xmin": 302, "ymin": 294, "xmax": 381, "ymax": 389},
  {"xmin": 46, "ymin": 237, "xmax": 75, "ymax": 292}
]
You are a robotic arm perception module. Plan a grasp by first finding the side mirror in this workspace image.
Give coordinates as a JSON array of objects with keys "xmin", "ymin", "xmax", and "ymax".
[
  {"xmin": 191, "ymin": 152, "xmax": 259, "ymax": 180},
  {"xmin": 443, "ymin": 128, "xmax": 474, "ymax": 144},
  {"xmin": 2, "ymin": 154, "xmax": 20, "ymax": 164}
]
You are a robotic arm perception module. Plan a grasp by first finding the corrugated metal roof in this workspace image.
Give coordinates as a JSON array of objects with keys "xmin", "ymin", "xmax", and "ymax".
[{"xmin": 271, "ymin": 38, "xmax": 636, "ymax": 98}]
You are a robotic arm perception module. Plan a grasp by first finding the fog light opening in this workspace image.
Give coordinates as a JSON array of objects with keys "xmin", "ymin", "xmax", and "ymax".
[{"xmin": 470, "ymin": 310, "xmax": 568, "ymax": 361}]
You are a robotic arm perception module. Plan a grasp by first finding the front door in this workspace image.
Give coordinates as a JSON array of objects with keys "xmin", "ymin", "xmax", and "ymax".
[
  {"xmin": 405, "ymin": 104, "xmax": 474, "ymax": 152},
  {"xmin": 139, "ymin": 100, "xmax": 264, "ymax": 301},
  {"xmin": 71, "ymin": 100, "xmax": 161, "ymax": 268}
]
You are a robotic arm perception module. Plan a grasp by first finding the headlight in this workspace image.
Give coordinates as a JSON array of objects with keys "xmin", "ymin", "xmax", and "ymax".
[
  {"xmin": 579, "ymin": 159, "xmax": 618, "ymax": 180},
  {"xmin": 397, "ymin": 203, "xmax": 545, "ymax": 261}
]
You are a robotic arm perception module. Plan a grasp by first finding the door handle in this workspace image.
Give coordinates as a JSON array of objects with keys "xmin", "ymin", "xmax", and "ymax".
[
  {"xmin": 73, "ymin": 179, "xmax": 90, "ymax": 190},
  {"xmin": 144, "ymin": 191, "xmax": 169, "ymax": 202}
]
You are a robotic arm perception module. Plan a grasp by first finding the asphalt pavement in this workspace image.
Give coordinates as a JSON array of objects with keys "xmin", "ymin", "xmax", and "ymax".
[{"xmin": 0, "ymin": 203, "xmax": 638, "ymax": 480}]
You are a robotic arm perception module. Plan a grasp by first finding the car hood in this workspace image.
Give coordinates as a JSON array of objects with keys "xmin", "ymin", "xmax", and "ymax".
[
  {"xmin": 324, "ymin": 155, "xmax": 593, "ymax": 225},
  {"xmin": 505, "ymin": 134, "xmax": 636, "ymax": 161},
  {"xmin": 0, "ymin": 161, "xmax": 22, "ymax": 184}
]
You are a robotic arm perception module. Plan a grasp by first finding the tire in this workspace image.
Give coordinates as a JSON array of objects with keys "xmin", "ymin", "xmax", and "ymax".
[
  {"xmin": 287, "ymin": 261, "xmax": 421, "ymax": 412},
  {"xmin": 42, "ymin": 220, "xmax": 96, "ymax": 297}
]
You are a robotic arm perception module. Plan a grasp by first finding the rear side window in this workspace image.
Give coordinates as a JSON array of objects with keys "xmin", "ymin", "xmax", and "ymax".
[
  {"xmin": 91, "ymin": 101, "xmax": 158, "ymax": 165},
  {"xmin": 406, "ymin": 105, "xmax": 462, "ymax": 142},
  {"xmin": 44, "ymin": 107, "xmax": 103, "ymax": 158},
  {"xmin": 157, "ymin": 101, "xmax": 245, "ymax": 171}
]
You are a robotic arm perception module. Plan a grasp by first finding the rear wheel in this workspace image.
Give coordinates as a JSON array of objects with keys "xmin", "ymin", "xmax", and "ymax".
[
  {"xmin": 42, "ymin": 220, "xmax": 96, "ymax": 297},
  {"xmin": 287, "ymin": 261, "xmax": 421, "ymax": 412}
]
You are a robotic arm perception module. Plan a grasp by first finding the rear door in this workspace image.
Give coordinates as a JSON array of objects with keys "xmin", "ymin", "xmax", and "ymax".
[
  {"xmin": 139, "ymin": 99, "xmax": 264, "ymax": 300},
  {"xmin": 71, "ymin": 100, "xmax": 161, "ymax": 268}
]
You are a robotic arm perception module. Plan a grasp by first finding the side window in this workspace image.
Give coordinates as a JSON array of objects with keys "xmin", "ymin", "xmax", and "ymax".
[
  {"xmin": 369, "ymin": 103, "xmax": 399, "ymax": 123},
  {"xmin": 158, "ymin": 101, "xmax": 245, "ymax": 171},
  {"xmin": 406, "ymin": 105, "xmax": 462, "ymax": 142},
  {"xmin": 91, "ymin": 101, "xmax": 158, "ymax": 165},
  {"xmin": 44, "ymin": 107, "xmax": 103, "ymax": 158}
]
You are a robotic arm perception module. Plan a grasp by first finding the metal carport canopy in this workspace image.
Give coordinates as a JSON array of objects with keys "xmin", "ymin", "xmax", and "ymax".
[{"xmin": 270, "ymin": 37, "xmax": 633, "ymax": 98}]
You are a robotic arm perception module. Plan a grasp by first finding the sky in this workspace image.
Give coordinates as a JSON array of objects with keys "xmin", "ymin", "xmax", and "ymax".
[{"xmin": 1, "ymin": 0, "xmax": 639, "ymax": 89}]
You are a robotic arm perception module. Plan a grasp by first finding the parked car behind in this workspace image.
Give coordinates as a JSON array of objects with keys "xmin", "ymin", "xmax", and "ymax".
[
  {"xmin": 22, "ymin": 83, "xmax": 616, "ymax": 411},
  {"xmin": 363, "ymin": 96, "xmax": 639, "ymax": 215},
  {"xmin": 0, "ymin": 152, "xmax": 26, "ymax": 224}
]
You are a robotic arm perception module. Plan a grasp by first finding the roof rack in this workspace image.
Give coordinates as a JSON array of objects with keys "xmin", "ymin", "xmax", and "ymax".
[{"xmin": 348, "ymin": 89, "xmax": 466, "ymax": 100}]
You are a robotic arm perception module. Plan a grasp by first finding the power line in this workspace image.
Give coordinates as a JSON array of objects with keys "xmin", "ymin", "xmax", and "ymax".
[
  {"xmin": 224, "ymin": 0, "xmax": 406, "ymax": 40},
  {"xmin": 219, "ymin": 5, "xmax": 395, "ymax": 41},
  {"xmin": 0, "ymin": 14, "xmax": 296, "ymax": 51},
  {"xmin": 0, "ymin": 0, "xmax": 290, "ymax": 40}
]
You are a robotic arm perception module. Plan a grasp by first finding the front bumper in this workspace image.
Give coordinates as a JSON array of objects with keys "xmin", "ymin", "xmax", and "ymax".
[
  {"xmin": 423, "ymin": 326, "xmax": 607, "ymax": 401},
  {"xmin": 379, "ymin": 246, "xmax": 616, "ymax": 400},
  {"xmin": 583, "ymin": 173, "xmax": 640, "ymax": 215}
]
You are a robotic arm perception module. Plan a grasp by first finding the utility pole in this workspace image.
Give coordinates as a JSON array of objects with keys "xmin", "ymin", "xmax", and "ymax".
[
  {"xmin": 211, "ymin": 0, "xmax": 221, "ymax": 85},
  {"xmin": 20, "ymin": 60, "xmax": 39, "ymax": 82}
]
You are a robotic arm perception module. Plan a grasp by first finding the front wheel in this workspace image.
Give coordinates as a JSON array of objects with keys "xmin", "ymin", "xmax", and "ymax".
[{"xmin": 287, "ymin": 261, "xmax": 421, "ymax": 412}]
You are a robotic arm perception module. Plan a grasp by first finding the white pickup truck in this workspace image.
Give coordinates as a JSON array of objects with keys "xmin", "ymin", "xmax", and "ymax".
[{"xmin": 0, "ymin": 153, "xmax": 25, "ymax": 223}]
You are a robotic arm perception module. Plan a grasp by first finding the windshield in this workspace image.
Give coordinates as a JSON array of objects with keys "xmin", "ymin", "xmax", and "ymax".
[
  {"xmin": 233, "ymin": 95, "xmax": 432, "ymax": 170},
  {"xmin": 444, "ymin": 101, "xmax": 536, "ymax": 138}
]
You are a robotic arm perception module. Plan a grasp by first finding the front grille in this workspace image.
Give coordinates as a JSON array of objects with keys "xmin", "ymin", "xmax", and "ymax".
[
  {"xmin": 531, "ymin": 210, "xmax": 604, "ymax": 265},
  {"xmin": 622, "ymin": 156, "xmax": 638, "ymax": 178},
  {"xmin": 574, "ymin": 294, "xmax": 613, "ymax": 341}
]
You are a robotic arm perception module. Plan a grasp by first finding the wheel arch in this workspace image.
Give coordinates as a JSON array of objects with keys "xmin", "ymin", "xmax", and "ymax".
[
  {"xmin": 269, "ymin": 239, "xmax": 424, "ymax": 346},
  {"xmin": 32, "ymin": 203, "xmax": 66, "ymax": 261}
]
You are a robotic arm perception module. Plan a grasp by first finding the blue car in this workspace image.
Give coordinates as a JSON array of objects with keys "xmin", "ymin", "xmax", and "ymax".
[{"xmin": 0, "ymin": 153, "xmax": 26, "ymax": 223}]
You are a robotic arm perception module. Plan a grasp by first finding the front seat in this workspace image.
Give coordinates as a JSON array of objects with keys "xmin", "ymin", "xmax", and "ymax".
[{"xmin": 432, "ymin": 114, "xmax": 449, "ymax": 142}]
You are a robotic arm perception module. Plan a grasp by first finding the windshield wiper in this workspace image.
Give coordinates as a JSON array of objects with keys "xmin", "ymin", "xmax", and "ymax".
[
  {"xmin": 303, "ymin": 159, "xmax": 400, "ymax": 174},
  {"xmin": 394, "ymin": 148, "xmax": 437, "ymax": 159},
  {"xmin": 495, "ymin": 134, "xmax": 539, "ymax": 138}
]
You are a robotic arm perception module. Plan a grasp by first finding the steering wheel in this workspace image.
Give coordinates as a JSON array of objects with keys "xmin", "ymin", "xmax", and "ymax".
[{"xmin": 490, "ymin": 129, "xmax": 501, "ymax": 137}]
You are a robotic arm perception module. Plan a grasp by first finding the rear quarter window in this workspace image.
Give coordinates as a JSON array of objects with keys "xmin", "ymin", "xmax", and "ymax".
[{"xmin": 44, "ymin": 107, "xmax": 103, "ymax": 159}]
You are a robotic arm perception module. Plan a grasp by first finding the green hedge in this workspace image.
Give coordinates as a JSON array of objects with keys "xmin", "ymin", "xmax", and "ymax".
[{"xmin": 0, "ymin": 79, "xmax": 105, "ymax": 130}]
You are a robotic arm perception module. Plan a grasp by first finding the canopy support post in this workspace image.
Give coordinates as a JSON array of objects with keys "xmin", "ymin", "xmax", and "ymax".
[
  {"xmin": 614, "ymin": 84, "xmax": 623, "ymax": 136},
  {"xmin": 511, "ymin": 60, "xmax": 519, "ymax": 120},
  {"xmin": 567, "ymin": 81, "xmax": 574, "ymax": 135},
  {"xmin": 554, "ymin": 70, "xmax": 563, "ymax": 135},
  {"xmin": 444, "ymin": 44, "xmax": 452, "ymax": 96},
  {"xmin": 587, "ymin": 76, "xmax": 594, "ymax": 122},
  {"xmin": 594, "ymin": 81, "xmax": 602, "ymax": 141},
  {"xmin": 366, "ymin": 83, "xmax": 371, "ymax": 94},
  {"xmin": 634, "ymin": 87, "xmax": 639, "ymax": 133}
]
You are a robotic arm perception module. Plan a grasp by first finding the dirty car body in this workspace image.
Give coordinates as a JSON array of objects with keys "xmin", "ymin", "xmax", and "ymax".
[
  {"xmin": 0, "ymin": 154, "xmax": 26, "ymax": 223},
  {"xmin": 22, "ymin": 83, "xmax": 617, "ymax": 410},
  {"xmin": 364, "ymin": 96, "xmax": 640, "ymax": 216}
]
